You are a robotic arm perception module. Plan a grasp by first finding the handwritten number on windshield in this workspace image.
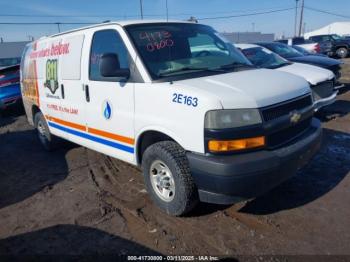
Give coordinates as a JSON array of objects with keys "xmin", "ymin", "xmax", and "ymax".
[{"xmin": 139, "ymin": 31, "xmax": 174, "ymax": 52}]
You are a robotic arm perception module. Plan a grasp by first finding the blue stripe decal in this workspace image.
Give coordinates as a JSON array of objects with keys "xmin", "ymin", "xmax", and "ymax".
[{"xmin": 48, "ymin": 122, "xmax": 134, "ymax": 154}]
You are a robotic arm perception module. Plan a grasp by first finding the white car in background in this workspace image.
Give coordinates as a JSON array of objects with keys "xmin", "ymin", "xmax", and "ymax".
[{"xmin": 236, "ymin": 43, "xmax": 338, "ymax": 111}]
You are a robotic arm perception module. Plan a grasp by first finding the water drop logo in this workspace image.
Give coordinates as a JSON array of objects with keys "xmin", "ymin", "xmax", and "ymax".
[{"xmin": 103, "ymin": 100, "xmax": 112, "ymax": 120}]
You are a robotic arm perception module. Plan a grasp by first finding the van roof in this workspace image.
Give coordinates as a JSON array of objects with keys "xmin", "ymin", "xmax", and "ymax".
[{"xmin": 46, "ymin": 20, "xmax": 195, "ymax": 39}]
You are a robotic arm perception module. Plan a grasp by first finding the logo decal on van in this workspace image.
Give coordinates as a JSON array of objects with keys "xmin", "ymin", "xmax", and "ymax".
[
  {"xmin": 44, "ymin": 59, "xmax": 59, "ymax": 94},
  {"xmin": 103, "ymin": 100, "xmax": 112, "ymax": 120}
]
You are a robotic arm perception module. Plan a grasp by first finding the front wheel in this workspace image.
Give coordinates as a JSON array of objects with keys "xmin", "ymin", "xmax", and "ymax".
[
  {"xmin": 142, "ymin": 141, "xmax": 198, "ymax": 216},
  {"xmin": 336, "ymin": 47, "xmax": 348, "ymax": 58}
]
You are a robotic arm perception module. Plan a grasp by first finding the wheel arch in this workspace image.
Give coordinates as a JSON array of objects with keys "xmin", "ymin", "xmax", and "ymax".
[
  {"xmin": 135, "ymin": 127, "xmax": 184, "ymax": 166},
  {"xmin": 31, "ymin": 104, "xmax": 41, "ymax": 125}
]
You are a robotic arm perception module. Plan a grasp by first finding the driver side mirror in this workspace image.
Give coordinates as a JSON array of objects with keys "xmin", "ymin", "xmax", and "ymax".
[{"xmin": 99, "ymin": 53, "xmax": 130, "ymax": 79}]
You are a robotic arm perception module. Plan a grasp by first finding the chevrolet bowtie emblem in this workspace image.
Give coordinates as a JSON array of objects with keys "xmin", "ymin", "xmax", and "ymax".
[{"xmin": 290, "ymin": 111, "xmax": 301, "ymax": 124}]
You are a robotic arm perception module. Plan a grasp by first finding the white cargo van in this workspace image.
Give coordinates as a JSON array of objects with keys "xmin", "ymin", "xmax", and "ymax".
[{"xmin": 21, "ymin": 21, "xmax": 322, "ymax": 216}]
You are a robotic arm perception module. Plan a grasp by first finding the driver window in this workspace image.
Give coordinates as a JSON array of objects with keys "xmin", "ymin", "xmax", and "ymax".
[{"xmin": 89, "ymin": 29, "xmax": 129, "ymax": 81}]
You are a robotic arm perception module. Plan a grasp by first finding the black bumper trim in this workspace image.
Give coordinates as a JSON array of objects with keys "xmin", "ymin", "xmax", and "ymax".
[{"xmin": 187, "ymin": 118, "xmax": 322, "ymax": 204}]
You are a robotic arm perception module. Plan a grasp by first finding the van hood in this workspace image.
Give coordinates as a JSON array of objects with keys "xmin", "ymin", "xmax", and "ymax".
[
  {"xmin": 276, "ymin": 62, "xmax": 334, "ymax": 85},
  {"xmin": 175, "ymin": 69, "xmax": 310, "ymax": 109}
]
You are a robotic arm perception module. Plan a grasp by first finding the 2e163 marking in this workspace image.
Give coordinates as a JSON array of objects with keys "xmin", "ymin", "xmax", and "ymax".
[{"xmin": 172, "ymin": 93, "xmax": 198, "ymax": 107}]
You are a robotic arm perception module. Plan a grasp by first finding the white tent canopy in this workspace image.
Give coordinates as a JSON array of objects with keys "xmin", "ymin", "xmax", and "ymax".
[{"xmin": 304, "ymin": 22, "xmax": 350, "ymax": 39}]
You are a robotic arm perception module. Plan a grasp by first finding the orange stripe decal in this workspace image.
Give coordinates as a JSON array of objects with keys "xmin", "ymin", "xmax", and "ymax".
[
  {"xmin": 88, "ymin": 127, "xmax": 134, "ymax": 145},
  {"xmin": 45, "ymin": 115, "xmax": 134, "ymax": 145},
  {"xmin": 48, "ymin": 116, "xmax": 86, "ymax": 131}
]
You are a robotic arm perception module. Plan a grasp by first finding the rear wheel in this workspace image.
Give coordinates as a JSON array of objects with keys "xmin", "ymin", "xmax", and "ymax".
[
  {"xmin": 34, "ymin": 112, "xmax": 58, "ymax": 151},
  {"xmin": 336, "ymin": 47, "xmax": 348, "ymax": 58},
  {"xmin": 142, "ymin": 141, "xmax": 198, "ymax": 216}
]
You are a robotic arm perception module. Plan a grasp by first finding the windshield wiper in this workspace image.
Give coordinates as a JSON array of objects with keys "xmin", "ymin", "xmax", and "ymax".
[
  {"xmin": 157, "ymin": 66, "xmax": 224, "ymax": 77},
  {"xmin": 219, "ymin": 62, "xmax": 255, "ymax": 70}
]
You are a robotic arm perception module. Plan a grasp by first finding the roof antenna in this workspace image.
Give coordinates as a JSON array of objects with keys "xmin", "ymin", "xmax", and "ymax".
[{"xmin": 140, "ymin": 0, "xmax": 144, "ymax": 20}]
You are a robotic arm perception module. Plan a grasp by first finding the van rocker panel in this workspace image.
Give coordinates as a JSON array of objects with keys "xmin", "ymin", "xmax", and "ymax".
[{"xmin": 186, "ymin": 118, "xmax": 322, "ymax": 204}]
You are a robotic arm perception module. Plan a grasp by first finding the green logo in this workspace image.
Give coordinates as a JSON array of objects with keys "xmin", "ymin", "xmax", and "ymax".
[{"xmin": 44, "ymin": 59, "xmax": 59, "ymax": 94}]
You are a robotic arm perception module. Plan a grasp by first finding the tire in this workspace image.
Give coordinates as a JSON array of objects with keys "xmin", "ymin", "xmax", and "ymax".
[
  {"xmin": 142, "ymin": 141, "xmax": 198, "ymax": 216},
  {"xmin": 34, "ymin": 112, "xmax": 58, "ymax": 151},
  {"xmin": 336, "ymin": 47, "xmax": 348, "ymax": 58}
]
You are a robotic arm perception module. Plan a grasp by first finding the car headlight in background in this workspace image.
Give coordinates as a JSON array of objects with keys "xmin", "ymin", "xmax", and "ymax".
[{"xmin": 205, "ymin": 109, "xmax": 262, "ymax": 129}]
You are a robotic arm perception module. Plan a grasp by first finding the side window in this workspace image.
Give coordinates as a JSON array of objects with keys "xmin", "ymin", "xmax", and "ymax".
[
  {"xmin": 89, "ymin": 29, "xmax": 129, "ymax": 81},
  {"xmin": 322, "ymin": 36, "xmax": 330, "ymax": 42},
  {"xmin": 311, "ymin": 36, "xmax": 319, "ymax": 42}
]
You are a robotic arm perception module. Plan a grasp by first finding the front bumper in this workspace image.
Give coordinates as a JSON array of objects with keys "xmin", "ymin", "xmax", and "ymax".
[
  {"xmin": 334, "ymin": 84, "xmax": 345, "ymax": 90},
  {"xmin": 0, "ymin": 95, "xmax": 22, "ymax": 109},
  {"xmin": 187, "ymin": 118, "xmax": 322, "ymax": 204},
  {"xmin": 313, "ymin": 91, "xmax": 338, "ymax": 111}
]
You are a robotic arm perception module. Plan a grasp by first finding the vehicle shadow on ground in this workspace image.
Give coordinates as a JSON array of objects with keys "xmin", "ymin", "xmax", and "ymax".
[
  {"xmin": 238, "ymin": 128, "xmax": 350, "ymax": 215},
  {"xmin": 0, "ymin": 129, "xmax": 76, "ymax": 209},
  {"xmin": 0, "ymin": 105, "xmax": 24, "ymax": 128},
  {"xmin": 337, "ymin": 83, "xmax": 350, "ymax": 95},
  {"xmin": 316, "ymin": 100, "xmax": 350, "ymax": 123},
  {"xmin": 0, "ymin": 224, "xmax": 161, "ymax": 256}
]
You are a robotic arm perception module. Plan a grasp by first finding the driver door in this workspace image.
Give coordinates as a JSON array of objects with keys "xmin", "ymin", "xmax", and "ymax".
[{"xmin": 83, "ymin": 28, "xmax": 135, "ymax": 163}]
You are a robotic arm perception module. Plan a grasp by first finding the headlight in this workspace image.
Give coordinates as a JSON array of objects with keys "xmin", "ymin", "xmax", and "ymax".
[{"xmin": 205, "ymin": 109, "xmax": 262, "ymax": 129}]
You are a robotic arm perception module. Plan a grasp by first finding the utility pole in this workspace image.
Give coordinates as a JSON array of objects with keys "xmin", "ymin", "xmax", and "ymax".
[
  {"xmin": 56, "ymin": 22, "xmax": 61, "ymax": 33},
  {"xmin": 140, "ymin": 0, "xmax": 144, "ymax": 20},
  {"xmin": 298, "ymin": 0, "xmax": 304, "ymax": 37},
  {"xmin": 294, "ymin": 0, "xmax": 299, "ymax": 36},
  {"xmin": 252, "ymin": 22, "xmax": 255, "ymax": 32},
  {"xmin": 166, "ymin": 0, "xmax": 169, "ymax": 22}
]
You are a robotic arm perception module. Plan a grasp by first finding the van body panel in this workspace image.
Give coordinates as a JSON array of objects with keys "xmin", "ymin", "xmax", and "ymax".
[
  {"xmin": 134, "ymin": 82, "xmax": 222, "ymax": 154},
  {"xmin": 175, "ymin": 69, "xmax": 310, "ymax": 109}
]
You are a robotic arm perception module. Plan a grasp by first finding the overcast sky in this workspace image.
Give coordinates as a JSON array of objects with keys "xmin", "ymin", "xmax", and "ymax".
[{"xmin": 1, "ymin": 0, "xmax": 350, "ymax": 41}]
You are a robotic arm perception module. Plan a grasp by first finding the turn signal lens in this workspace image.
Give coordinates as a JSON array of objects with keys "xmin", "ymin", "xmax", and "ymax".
[{"xmin": 208, "ymin": 136, "xmax": 265, "ymax": 152}]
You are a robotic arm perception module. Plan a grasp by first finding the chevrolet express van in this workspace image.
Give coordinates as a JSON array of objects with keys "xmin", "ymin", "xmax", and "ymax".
[{"xmin": 21, "ymin": 21, "xmax": 322, "ymax": 216}]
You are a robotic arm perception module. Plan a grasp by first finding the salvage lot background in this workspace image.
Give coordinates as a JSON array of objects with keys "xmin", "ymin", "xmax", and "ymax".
[{"xmin": 0, "ymin": 60, "xmax": 350, "ymax": 257}]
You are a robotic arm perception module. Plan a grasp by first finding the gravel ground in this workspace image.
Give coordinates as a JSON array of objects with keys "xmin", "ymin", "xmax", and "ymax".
[{"xmin": 0, "ymin": 59, "xmax": 350, "ymax": 260}]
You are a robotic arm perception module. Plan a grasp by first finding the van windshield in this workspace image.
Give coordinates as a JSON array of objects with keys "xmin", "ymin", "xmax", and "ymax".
[{"xmin": 125, "ymin": 23, "xmax": 253, "ymax": 80}]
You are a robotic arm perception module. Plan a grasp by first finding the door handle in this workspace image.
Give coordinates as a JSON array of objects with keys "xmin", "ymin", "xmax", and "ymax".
[
  {"xmin": 61, "ymin": 84, "xmax": 65, "ymax": 99},
  {"xmin": 85, "ymin": 85, "xmax": 90, "ymax": 102}
]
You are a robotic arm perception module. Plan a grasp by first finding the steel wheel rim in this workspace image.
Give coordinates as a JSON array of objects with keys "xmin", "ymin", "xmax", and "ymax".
[
  {"xmin": 150, "ymin": 160, "xmax": 175, "ymax": 202},
  {"xmin": 338, "ymin": 49, "xmax": 346, "ymax": 57}
]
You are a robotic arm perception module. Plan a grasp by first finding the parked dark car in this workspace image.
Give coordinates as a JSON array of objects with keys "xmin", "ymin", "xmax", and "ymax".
[
  {"xmin": 256, "ymin": 42, "xmax": 343, "ymax": 88},
  {"xmin": 0, "ymin": 64, "xmax": 21, "ymax": 110},
  {"xmin": 275, "ymin": 37, "xmax": 324, "ymax": 54},
  {"xmin": 292, "ymin": 45, "xmax": 328, "ymax": 57},
  {"xmin": 309, "ymin": 34, "xmax": 350, "ymax": 58}
]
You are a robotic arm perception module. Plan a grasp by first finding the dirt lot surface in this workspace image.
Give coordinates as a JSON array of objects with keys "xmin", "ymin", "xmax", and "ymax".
[{"xmin": 1, "ymin": 60, "xmax": 350, "ymax": 260}]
